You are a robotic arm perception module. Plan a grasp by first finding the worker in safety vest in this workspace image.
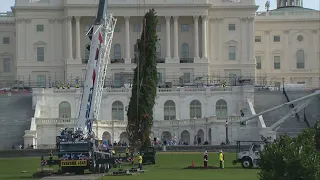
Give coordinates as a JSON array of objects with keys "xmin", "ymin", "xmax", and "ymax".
[
  {"xmin": 56, "ymin": 82, "xmax": 60, "ymax": 89},
  {"xmin": 62, "ymin": 82, "xmax": 65, "ymax": 89},
  {"xmin": 49, "ymin": 150, "xmax": 53, "ymax": 167},
  {"xmin": 125, "ymin": 146, "xmax": 130, "ymax": 157},
  {"xmin": 219, "ymin": 150, "xmax": 224, "ymax": 169},
  {"xmin": 75, "ymin": 83, "xmax": 79, "ymax": 88},
  {"xmin": 67, "ymin": 83, "xmax": 70, "ymax": 89},
  {"xmin": 138, "ymin": 153, "xmax": 143, "ymax": 170}
]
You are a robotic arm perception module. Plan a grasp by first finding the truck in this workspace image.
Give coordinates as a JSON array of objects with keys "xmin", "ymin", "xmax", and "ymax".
[
  {"xmin": 232, "ymin": 141, "xmax": 266, "ymax": 168},
  {"xmin": 232, "ymin": 90, "xmax": 320, "ymax": 169},
  {"xmin": 40, "ymin": 0, "xmax": 122, "ymax": 174}
]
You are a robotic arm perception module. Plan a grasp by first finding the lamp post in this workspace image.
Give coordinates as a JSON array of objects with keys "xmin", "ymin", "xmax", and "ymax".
[
  {"xmin": 282, "ymin": 77, "xmax": 285, "ymax": 92},
  {"xmin": 48, "ymin": 76, "xmax": 51, "ymax": 88},
  {"xmin": 225, "ymin": 120, "xmax": 230, "ymax": 145}
]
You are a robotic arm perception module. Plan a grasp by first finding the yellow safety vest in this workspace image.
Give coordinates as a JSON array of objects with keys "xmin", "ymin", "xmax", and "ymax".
[
  {"xmin": 138, "ymin": 155, "xmax": 143, "ymax": 163},
  {"xmin": 219, "ymin": 153, "xmax": 223, "ymax": 161},
  {"xmin": 126, "ymin": 148, "xmax": 130, "ymax": 154}
]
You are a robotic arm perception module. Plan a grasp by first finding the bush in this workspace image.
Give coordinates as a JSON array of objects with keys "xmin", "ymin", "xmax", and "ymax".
[{"xmin": 259, "ymin": 123, "xmax": 320, "ymax": 180}]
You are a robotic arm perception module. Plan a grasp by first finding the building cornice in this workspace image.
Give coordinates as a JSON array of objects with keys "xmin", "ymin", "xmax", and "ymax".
[
  {"xmin": 65, "ymin": 4, "xmax": 212, "ymax": 9},
  {"xmin": 255, "ymin": 19, "xmax": 320, "ymax": 23}
]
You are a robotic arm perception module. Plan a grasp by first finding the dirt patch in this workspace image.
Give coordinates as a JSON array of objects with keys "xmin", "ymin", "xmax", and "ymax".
[{"xmin": 157, "ymin": 152, "xmax": 204, "ymax": 154}]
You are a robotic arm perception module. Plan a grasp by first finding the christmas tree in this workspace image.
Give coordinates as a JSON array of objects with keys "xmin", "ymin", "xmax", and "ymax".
[{"xmin": 126, "ymin": 9, "xmax": 158, "ymax": 151}]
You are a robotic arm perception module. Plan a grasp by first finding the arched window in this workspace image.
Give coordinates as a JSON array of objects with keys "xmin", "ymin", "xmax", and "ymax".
[
  {"xmin": 156, "ymin": 43, "xmax": 161, "ymax": 58},
  {"xmin": 114, "ymin": 44, "xmax": 121, "ymax": 59},
  {"xmin": 112, "ymin": 101, "xmax": 124, "ymax": 120},
  {"xmin": 164, "ymin": 100, "xmax": 176, "ymax": 120},
  {"xmin": 296, "ymin": 50, "xmax": 305, "ymax": 69},
  {"xmin": 216, "ymin": 99, "xmax": 228, "ymax": 118},
  {"xmin": 59, "ymin": 101, "xmax": 71, "ymax": 118},
  {"xmin": 190, "ymin": 100, "xmax": 202, "ymax": 118},
  {"xmin": 182, "ymin": 43, "xmax": 189, "ymax": 58}
]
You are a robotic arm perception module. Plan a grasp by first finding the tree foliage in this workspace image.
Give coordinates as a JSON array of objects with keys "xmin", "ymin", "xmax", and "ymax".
[
  {"xmin": 126, "ymin": 9, "xmax": 158, "ymax": 151},
  {"xmin": 259, "ymin": 123, "xmax": 320, "ymax": 180}
]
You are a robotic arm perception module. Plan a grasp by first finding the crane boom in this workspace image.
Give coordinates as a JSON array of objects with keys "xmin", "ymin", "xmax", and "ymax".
[{"xmin": 77, "ymin": 0, "xmax": 117, "ymax": 137}]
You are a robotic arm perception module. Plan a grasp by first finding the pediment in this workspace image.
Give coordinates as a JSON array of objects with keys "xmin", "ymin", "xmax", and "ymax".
[
  {"xmin": 33, "ymin": 41, "xmax": 47, "ymax": 46},
  {"xmin": 226, "ymin": 40, "xmax": 238, "ymax": 44},
  {"xmin": 0, "ymin": 52, "xmax": 13, "ymax": 57}
]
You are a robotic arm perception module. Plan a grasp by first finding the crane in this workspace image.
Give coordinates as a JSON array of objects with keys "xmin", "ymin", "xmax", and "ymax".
[
  {"xmin": 77, "ymin": 0, "xmax": 117, "ymax": 138},
  {"xmin": 235, "ymin": 90, "xmax": 320, "ymax": 142}
]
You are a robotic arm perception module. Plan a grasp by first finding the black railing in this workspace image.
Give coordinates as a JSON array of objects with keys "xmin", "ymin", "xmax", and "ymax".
[
  {"xmin": 180, "ymin": 58, "xmax": 194, "ymax": 63},
  {"xmin": 111, "ymin": 58, "xmax": 124, "ymax": 64}
]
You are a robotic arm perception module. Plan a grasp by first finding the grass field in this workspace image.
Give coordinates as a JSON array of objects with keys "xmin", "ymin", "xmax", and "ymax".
[{"xmin": 0, "ymin": 152, "xmax": 260, "ymax": 180}]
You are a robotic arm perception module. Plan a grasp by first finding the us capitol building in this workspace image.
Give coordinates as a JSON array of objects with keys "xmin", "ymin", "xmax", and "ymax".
[{"xmin": 0, "ymin": 0, "xmax": 319, "ymax": 148}]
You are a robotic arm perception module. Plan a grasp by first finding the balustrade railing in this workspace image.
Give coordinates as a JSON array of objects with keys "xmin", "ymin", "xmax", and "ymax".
[{"xmin": 35, "ymin": 116, "xmax": 241, "ymax": 127}]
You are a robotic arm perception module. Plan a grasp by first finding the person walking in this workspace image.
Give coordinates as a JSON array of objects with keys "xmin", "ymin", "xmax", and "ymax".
[{"xmin": 138, "ymin": 153, "xmax": 143, "ymax": 170}]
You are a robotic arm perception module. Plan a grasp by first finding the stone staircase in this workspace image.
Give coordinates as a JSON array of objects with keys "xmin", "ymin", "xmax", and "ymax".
[
  {"xmin": 254, "ymin": 91, "xmax": 312, "ymax": 138},
  {"xmin": 0, "ymin": 93, "xmax": 34, "ymax": 149}
]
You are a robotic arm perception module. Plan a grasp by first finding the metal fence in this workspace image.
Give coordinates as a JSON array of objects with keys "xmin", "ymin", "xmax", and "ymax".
[{"xmin": 0, "ymin": 74, "xmax": 317, "ymax": 89}]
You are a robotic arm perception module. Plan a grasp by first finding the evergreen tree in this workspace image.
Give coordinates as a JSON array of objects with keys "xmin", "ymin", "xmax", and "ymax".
[{"xmin": 126, "ymin": 9, "xmax": 158, "ymax": 151}]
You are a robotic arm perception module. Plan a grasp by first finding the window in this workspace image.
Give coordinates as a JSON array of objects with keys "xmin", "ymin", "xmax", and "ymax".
[
  {"xmin": 3, "ymin": 58, "xmax": 10, "ymax": 72},
  {"xmin": 296, "ymin": 50, "xmax": 305, "ymax": 69},
  {"xmin": 216, "ymin": 99, "xmax": 228, "ymax": 118},
  {"xmin": 133, "ymin": 24, "xmax": 141, "ymax": 32},
  {"xmin": 229, "ymin": 46, "xmax": 236, "ymax": 60},
  {"xmin": 274, "ymin": 36, "xmax": 280, "ymax": 42},
  {"xmin": 156, "ymin": 24, "xmax": 161, "ymax": 32},
  {"xmin": 182, "ymin": 43, "xmax": 189, "ymax": 58},
  {"xmin": 114, "ymin": 25, "xmax": 120, "ymax": 32},
  {"xmin": 181, "ymin": 24, "xmax": 189, "ymax": 32},
  {"xmin": 274, "ymin": 56, "xmax": 280, "ymax": 69},
  {"xmin": 59, "ymin": 101, "xmax": 71, "ymax": 118},
  {"xmin": 157, "ymin": 72, "xmax": 163, "ymax": 84},
  {"xmin": 114, "ymin": 44, "xmax": 121, "ymax": 59},
  {"xmin": 37, "ymin": 47, "xmax": 45, "ymax": 61},
  {"xmin": 36, "ymin": 24, "xmax": 44, "ymax": 32},
  {"xmin": 164, "ymin": 100, "xmax": 176, "ymax": 120},
  {"xmin": 256, "ymin": 56, "xmax": 262, "ymax": 69},
  {"xmin": 183, "ymin": 72, "xmax": 191, "ymax": 83},
  {"xmin": 112, "ymin": 101, "xmax": 124, "ymax": 120},
  {"xmin": 255, "ymin": 36, "xmax": 261, "ymax": 42},
  {"xmin": 156, "ymin": 43, "xmax": 161, "ymax": 58},
  {"xmin": 3, "ymin": 37, "xmax": 10, "ymax": 44},
  {"xmin": 228, "ymin": 24, "xmax": 235, "ymax": 31},
  {"xmin": 37, "ymin": 75, "xmax": 46, "ymax": 87},
  {"xmin": 190, "ymin": 100, "xmax": 202, "ymax": 118},
  {"xmin": 114, "ymin": 73, "xmax": 122, "ymax": 88}
]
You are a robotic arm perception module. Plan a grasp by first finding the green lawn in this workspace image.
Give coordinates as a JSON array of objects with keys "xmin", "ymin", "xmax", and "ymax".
[{"xmin": 0, "ymin": 153, "xmax": 260, "ymax": 180}]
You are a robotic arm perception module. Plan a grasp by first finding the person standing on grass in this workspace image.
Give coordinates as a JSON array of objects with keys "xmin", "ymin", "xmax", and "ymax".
[
  {"xmin": 204, "ymin": 151, "xmax": 208, "ymax": 168},
  {"xmin": 219, "ymin": 150, "xmax": 224, "ymax": 169},
  {"xmin": 138, "ymin": 153, "xmax": 143, "ymax": 170}
]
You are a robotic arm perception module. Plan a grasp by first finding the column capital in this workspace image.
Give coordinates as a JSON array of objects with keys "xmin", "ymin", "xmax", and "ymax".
[
  {"xmin": 64, "ymin": 16, "xmax": 73, "ymax": 22},
  {"xmin": 49, "ymin": 18, "xmax": 56, "ymax": 23},
  {"xmin": 75, "ymin": 16, "xmax": 81, "ymax": 21},
  {"xmin": 15, "ymin": 18, "xmax": 24, "ymax": 23},
  {"xmin": 24, "ymin": 18, "xmax": 32, "ymax": 23},
  {"xmin": 264, "ymin": 30, "xmax": 271, "ymax": 34},
  {"xmin": 201, "ymin": 15, "xmax": 209, "ymax": 21},
  {"xmin": 284, "ymin": 30, "xmax": 289, "ymax": 34},
  {"xmin": 124, "ymin": 16, "xmax": 130, "ymax": 21},
  {"xmin": 165, "ymin": 16, "xmax": 171, "ymax": 21},
  {"xmin": 173, "ymin": 16, "xmax": 179, "ymax": 21},
  {"xmin": 193, "ymin": 16, "xmax": 199, "ymax": 20}
]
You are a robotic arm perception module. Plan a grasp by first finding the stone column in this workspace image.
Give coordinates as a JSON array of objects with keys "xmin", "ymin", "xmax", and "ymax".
[
  {"xmin": 75, "ymin": 16, "xmax": 81, "ymax": 61},
  {"xmin": 49, "ymin": 18, "xmax": 55, "ymax": 61},
  {"xmin": 15, "ymin": 18, "xmax": 25, "ymax": 61},
  {"xmin": 67, "ymin": 16, "xmax": 73, "ymax": 60},
  {"xmin": 265, "ymin": 30, "xmax": 270, "ymax": 73},
  {"xmin": 24, "ymin": 18, "xmax": 31, "ymax": 60},
  {"xmin": 241, "ymin": 17, "xmax": 247, "ymax": 61},
  {"xmin": 284, "ymin": 30, "xmax": 289, "ymax": 70},
  {"xmin": 124, "ymin": 16, "xmax": 131, "ymax": 63},
  {"xmin": 193, "ymin": 16, "xmax": 199, "ymax": 59},
  {"xmin": 201, "ymin": 15, "xmax": 208, "ymax": 59},
  {"xmin": 173, "ymin": 16, "xmax": 179, "ymax": 60},
  {"xmin": 165, "ymin": 16, "xmax": 171, "ymax": 60},
  {"xmin": 248, "ymin": 17, "xmax": 254, "ymax": 62},
  {"xmin": 218, "ymin": 18, "xmax": 223, "ymax": 62}
]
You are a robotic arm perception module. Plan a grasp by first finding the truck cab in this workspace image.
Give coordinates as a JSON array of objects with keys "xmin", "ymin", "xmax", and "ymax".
[{"xmin": 233, "ymin": 141, "xmax": 266, "ymax": 169}]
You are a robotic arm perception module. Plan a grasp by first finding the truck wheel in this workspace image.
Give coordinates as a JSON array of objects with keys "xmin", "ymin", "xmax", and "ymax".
[{"xmin": 241, "ymin": 157, "xmax": 253, "ymax": 169}]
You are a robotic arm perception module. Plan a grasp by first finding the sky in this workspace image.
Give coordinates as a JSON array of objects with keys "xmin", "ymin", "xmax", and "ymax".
[{"xmin": 0, "ymin": 0, "xmax": 319, "ymax": 12}]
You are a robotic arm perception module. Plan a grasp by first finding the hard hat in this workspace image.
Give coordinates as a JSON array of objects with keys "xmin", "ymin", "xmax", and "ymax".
[{"xmin": 220, "ymin": 150, "xmax": 222, "ymax": 153}]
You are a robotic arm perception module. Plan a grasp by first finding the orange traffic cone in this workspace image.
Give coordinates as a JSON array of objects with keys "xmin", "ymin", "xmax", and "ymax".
[{"xmin": 191, "ymin": 160, "xmax": 195, "ymax": 167}]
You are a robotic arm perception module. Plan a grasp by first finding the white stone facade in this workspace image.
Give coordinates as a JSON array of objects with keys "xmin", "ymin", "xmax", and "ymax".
[{"xmin": 24, "ymin": 85, "xmax": 263, "ymax": 148}]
